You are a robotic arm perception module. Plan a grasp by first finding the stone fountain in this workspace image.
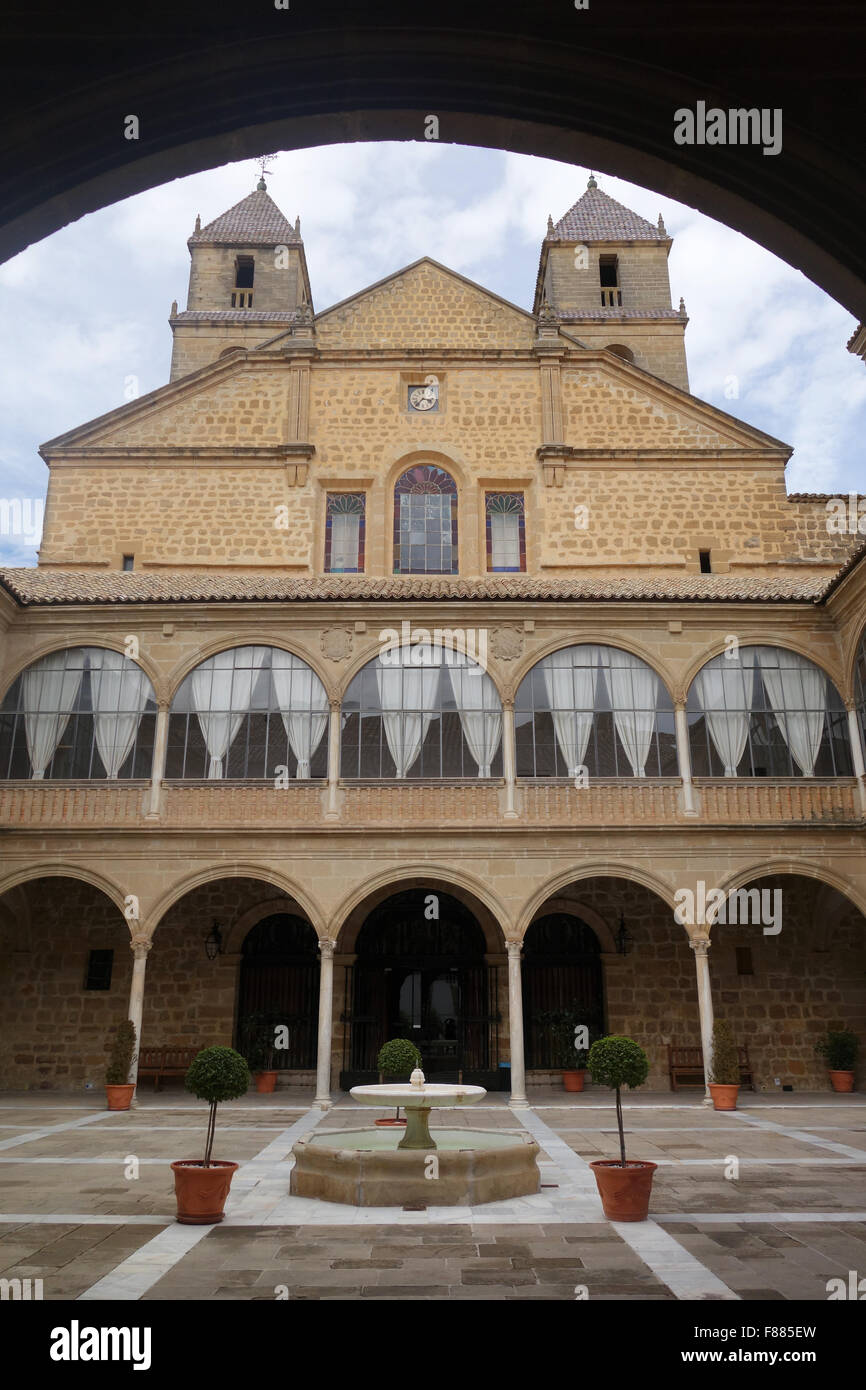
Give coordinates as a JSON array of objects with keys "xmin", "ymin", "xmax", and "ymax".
[{"xmin": 290, "ymin": 1069, "xmax": 540, "ymax": 1206}]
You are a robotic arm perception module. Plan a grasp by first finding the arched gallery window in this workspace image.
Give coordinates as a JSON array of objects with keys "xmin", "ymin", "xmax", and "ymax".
[
  {"xmin": 514, "ymin": 644, "xmax": 676, "ymax": 778},
  {"xmin": 687, "ymin": 645, "xmax": 852, "ymax": 777},
  {"xmin": 0, "ymin": 646, "xmax": 157, "ymax": 779},
  {"xmin": 393, "ymin": 464, "xmax": 458, "ymax": 574},
  {"xmin": 167, "ymin": 646, "xmax": 328, "ymax": 780},
  {"xmin": 341, "ymin": 643, "xmax": 502, "ymax": 779}
]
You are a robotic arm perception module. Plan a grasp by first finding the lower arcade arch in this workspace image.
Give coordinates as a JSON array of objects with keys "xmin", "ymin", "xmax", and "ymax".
[
  {"xmin": 236, "ymin": 913, "xmax": 320, "ymax": 1071},
  {"xmin": 339, "ymin": 887, "xmax": 501, "ymax": 1088},
  {"xmin": 521, "ymin": 913, "xmax": 605, "ymax": 1070}
]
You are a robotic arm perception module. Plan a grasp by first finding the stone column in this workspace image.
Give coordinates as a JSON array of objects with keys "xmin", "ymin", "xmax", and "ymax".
[
  {"xmin": 847, "ymin": 707, "xmax": 866, "ymax": 816},
  {"xmin": 501, "ymin": 701, "xmax": 518, "ymax": 819},
  {"xmin": 145, "ymin": 704, "xmax": 170, "ymax": 820},
  {"xmin": 324, "ymin": 700, "xmax": 341, "ymax": 820},
  {"xmin": 689, "ymin": 935, "xmax": 715, "ymax": 1105},
  {"xmin": 127, "ymin": 936, "xmax": 152, "ymax": 1106},
  {"xmin": 506, "ymin": 940, "xmax": 529, "ymax": 1108},
  {"xmin": 314, "ymin": 938, "xmax": 337, "ymax": 1109},
  {"xmin": 674, "ymin": 703, "xmax": 698, "ymax": 816}
]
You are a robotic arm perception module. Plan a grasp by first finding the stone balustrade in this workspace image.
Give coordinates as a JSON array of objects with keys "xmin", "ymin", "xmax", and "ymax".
[{"xmin": 0, "ymin": 775, "xmax": 860, "ymax": 829}]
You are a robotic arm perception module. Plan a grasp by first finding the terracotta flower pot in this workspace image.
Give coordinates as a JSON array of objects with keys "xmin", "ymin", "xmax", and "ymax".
[
  {"xmin": 255, "ymin": 1071, "xmax": 277, "ymax": 1093},
  {"xmin": 708, "ymin": 1082, "xmax": 740, "ymax": 1111},
  {"xmin": 105, "ymin": 1084, "xmax": 135, "ymax": 1111},
  {"xmin": 563, "ymin": 1070, "xmax": 586, "ymax": 1093},
  {"xmin": 829, "ymin": 1070, "xmax": 855, "ymax": 1092},
  {"xmin": 171, "ymin": 1160, "xmax": 239, "ymax": 1224},
  {"xmin": 590, "ymin": 1160, "xmax": 657, "ymax": 1221},
  {"xmin": 374, "ymin": 1117, "xmax": 407, "ymax": 1127}
]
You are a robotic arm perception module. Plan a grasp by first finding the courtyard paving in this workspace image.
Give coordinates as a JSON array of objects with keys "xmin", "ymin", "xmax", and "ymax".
[{"xmin": 1, "ymin": 1087, "xmax": 864, "ymax": 1301}]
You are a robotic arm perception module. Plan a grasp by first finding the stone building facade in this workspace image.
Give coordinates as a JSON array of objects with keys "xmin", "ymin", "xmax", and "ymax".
[{"xmin": 1, "ymin": 176, "xmax": 864, "ymax": 1101}]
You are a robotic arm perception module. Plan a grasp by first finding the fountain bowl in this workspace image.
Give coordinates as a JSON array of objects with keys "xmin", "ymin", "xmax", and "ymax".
[{"xmin": 289, "ymin": 1126, "xmax": 541, "ymax": 1206}]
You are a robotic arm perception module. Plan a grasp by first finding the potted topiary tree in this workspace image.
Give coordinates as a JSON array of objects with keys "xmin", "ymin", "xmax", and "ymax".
[
  {"xmin": 171, "ymin": 1046, "xmax": 250, "ymax": 1223},
  {"xmin": 708, "ymin": 1019, "xmax": 740, "ymax": 1111},
  {"xmin": 104, "ymin": 1019, "xmax": 137, "ymax": 1111},
  {"xmin": 816, "ymin": 1029, "xmax": 859, "ymax": 1092},
  {"xmin": 587, "ymin": 1035, "xmax": 656, "ymax": 1221},
  {"xmin": 539, "ymin": 1009, "xmax": 590, "ymax": 1091},
  {"xmin": 375, "ymin": 1037, "xmax": 422, "ymax": 1127},
  {"xmin": 241, "ymin": 1012, "xmax": 281, "ymax": 1094}
]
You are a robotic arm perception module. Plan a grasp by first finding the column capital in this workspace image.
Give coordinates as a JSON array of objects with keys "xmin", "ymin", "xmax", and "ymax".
[
  {"xmin": 688, "ymin": 934, "xmax": 711, "ymax": 956},
  {"xmin": 318, "ymin": 937, "xmax": 338, "ymax": 959},
  {"xmin": 505, "ymin": 939, "xmax": 523, "ymax": 960},
  {"xmin": 129, "ymin": 935, "xmax": 152, "ymax": 957}
]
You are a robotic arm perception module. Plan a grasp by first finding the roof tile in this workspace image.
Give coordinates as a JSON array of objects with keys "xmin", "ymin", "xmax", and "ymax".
[
  {"xmin": 550, "ymin": 185, "xmax": 664, "ymax": 243},
  {"xmin": 189, "ymin": 190, "xmax": 300, "ymax": 247},
  {"xmin": 0, "ymin": 569, "xmax": 834, "ymax": 607}
]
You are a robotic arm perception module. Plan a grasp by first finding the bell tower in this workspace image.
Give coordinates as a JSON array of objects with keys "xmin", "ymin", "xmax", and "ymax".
[
  {"xmin": 534, "ymin": 175, "xmax": 689, "ymax": 391},
  {"xmin": 169, "ymin": 176, "xmax": 314, "ymax": 381}
]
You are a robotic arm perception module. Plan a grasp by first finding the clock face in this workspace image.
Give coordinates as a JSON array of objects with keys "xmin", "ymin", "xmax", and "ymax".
[{"xmin": 408, "ymin": 383, "xmax": 438, "ymax": 411}]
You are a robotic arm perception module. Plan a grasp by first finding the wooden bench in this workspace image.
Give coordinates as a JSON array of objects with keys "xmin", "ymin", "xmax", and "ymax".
[
  {"xmin": 668, "ymin": 1044, "xmax": 755, "ymax": 1092},
  {"xmin": 137, "ymin": 1047, "xmax": 199, "ymax": 1091}
]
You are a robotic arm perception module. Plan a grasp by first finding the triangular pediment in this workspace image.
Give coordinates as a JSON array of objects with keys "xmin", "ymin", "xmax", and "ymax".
[
  {"xmin": 559, "ymin": 357, "xmax": 791, "ymax": 453},
  {"xmin": 39, "ymin": 353, "xmax": 286, "ymax": 453},
  {"xmin": 309, "ymin": 258, "xmax": 555, "ymax": 351}
]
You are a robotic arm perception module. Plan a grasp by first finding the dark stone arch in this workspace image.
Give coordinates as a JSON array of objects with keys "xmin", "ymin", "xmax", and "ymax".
[{"xmin": 2, "ymin": 4, "xmax": 864, "ymax": 323}]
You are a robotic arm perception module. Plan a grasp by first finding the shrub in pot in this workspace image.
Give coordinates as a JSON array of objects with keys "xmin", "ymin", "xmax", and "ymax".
[
  {"xmin": 375, "ymin": 1038, "xmax": 422, "ymax": 1126},
  {"xmin": 241, "ymin": 1012, "xmax": 280, "ymax": 1093},
  {"xmin": 104, "ymin": 1019, "xmax": 137, "ymax": 1111},
  {"xmin": 538, "ymin": 1008, "xmax": 590, "ymax": 1091},
  {"xmin": 816, "ymin": 1029, "xmax": 859, "ymax": 1092},
  {"xmin": 708, "ymin": 1020, "xmax": 740, "ymax": 1111},
  {"xmin": 171, "ymin": 1046, "xmax": 250, "ymax": 1223},
  {"xmin": 587, "ymin": 1035, "xmax": 655, "ymax": 1221}
]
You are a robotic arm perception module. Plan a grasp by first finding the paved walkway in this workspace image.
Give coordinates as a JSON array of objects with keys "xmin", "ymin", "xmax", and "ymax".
[{"xmin": 1, "ymin": 1089, "xmax": 864, "ymax": 1300}]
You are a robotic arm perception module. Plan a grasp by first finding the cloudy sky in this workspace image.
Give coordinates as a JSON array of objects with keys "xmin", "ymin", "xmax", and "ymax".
[{"xmin": 1, "ymin": 140, "xmax": 864, "ymax": 566}]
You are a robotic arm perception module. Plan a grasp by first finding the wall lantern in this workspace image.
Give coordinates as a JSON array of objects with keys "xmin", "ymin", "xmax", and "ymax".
[
  {"xmin": 204, "ymin": 920, "xmax": 224, "ymax": 961},
  {"xmin": 615, "ymin": 913, "xmax": 633, "ymax": 957}
]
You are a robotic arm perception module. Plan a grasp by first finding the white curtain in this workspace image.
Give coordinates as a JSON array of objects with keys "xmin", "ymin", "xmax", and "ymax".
[
  {"xmin": 271, "ymin": 650, "xmax": 328, "ymax": 778},
  {"xmin": 693, "ymin": 652, "xmax": 755, "ymax": 776},
  {"xmin": 375, "ymin": 644, "xmax": 442, "ymax": 778},
  {"xmin": 542, "ymin": 647, "xmax": 599, "ymax": 777},
  {"xmin": 601, "ymin": 651, "xmax": 658, "ymax": 777},
  {"xmin": 757, "ymin": 647, "xmax": 827, "ymax": 777},
  {"xmin": 191, "ymin": 647, "xmax": 267, "ymax": 779},
  {"xmin": 23, "ymin": 651, "xmax": 84, "ymax": 779},
  {"xmin": 447, "ymin": 656, "xmax": 502, "ymax": 777},
  {"xmin": 88, "ymin": 649, "xmax": 153, "ymax": 778}
]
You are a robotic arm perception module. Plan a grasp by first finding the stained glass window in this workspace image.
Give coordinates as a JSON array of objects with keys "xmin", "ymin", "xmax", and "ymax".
[
  {"xmin": 393, "ymin": 465, "xmax": 458, "ymax": 575},
  {"xmin": 325, "ymin": 493, "xmax": 365, "ymax": 573},
  {"xmin": 485, "ymin": 493, "xmax": 525, "ymax": 572}
]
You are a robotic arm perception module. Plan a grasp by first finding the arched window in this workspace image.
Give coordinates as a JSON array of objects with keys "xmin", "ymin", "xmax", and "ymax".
[
  {"xmin": 605, "ymin": 343, "xmax": 635, "ymax": 364},
  {"xmin": 341, "ymin": 643, "xmax": 502, "ymax": 778},
  {"xmin": 515, "ymin": 644, "xmax": 676, "ymax": 778},
  {"xmin": 687, "ymin": 646, "xmax": 852, "ymax": 777},
  {"xmin": 167, "ymin": 646, "xmax": 328, "ymax": 780},
  {"xmin": 0, "ymin": 647, "xmax": 156, "ymax": 780},
  {"xmin": 393, "ymin": 464, "xmax": 458, "ymax": 574}
]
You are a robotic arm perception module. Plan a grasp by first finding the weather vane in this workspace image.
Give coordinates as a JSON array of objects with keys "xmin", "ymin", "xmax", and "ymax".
[{"xmin": 256, "ymin": 153, "xmax": 278, "ymax": 188}]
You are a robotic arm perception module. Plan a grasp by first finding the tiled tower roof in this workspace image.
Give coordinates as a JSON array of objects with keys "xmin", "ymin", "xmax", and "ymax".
[
  {"xmin": 550, "ymin": 179, "xmax": 665, "ymax": 243},
  {"xmin": 189, "ymin": 188, "xmax": 300, "ymax": 246}
]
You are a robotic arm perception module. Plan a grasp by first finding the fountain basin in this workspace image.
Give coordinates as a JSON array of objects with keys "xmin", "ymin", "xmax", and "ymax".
[{"xmin": 289, "ymin": 1127, "xmax": 541, "ymax": 1206}]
